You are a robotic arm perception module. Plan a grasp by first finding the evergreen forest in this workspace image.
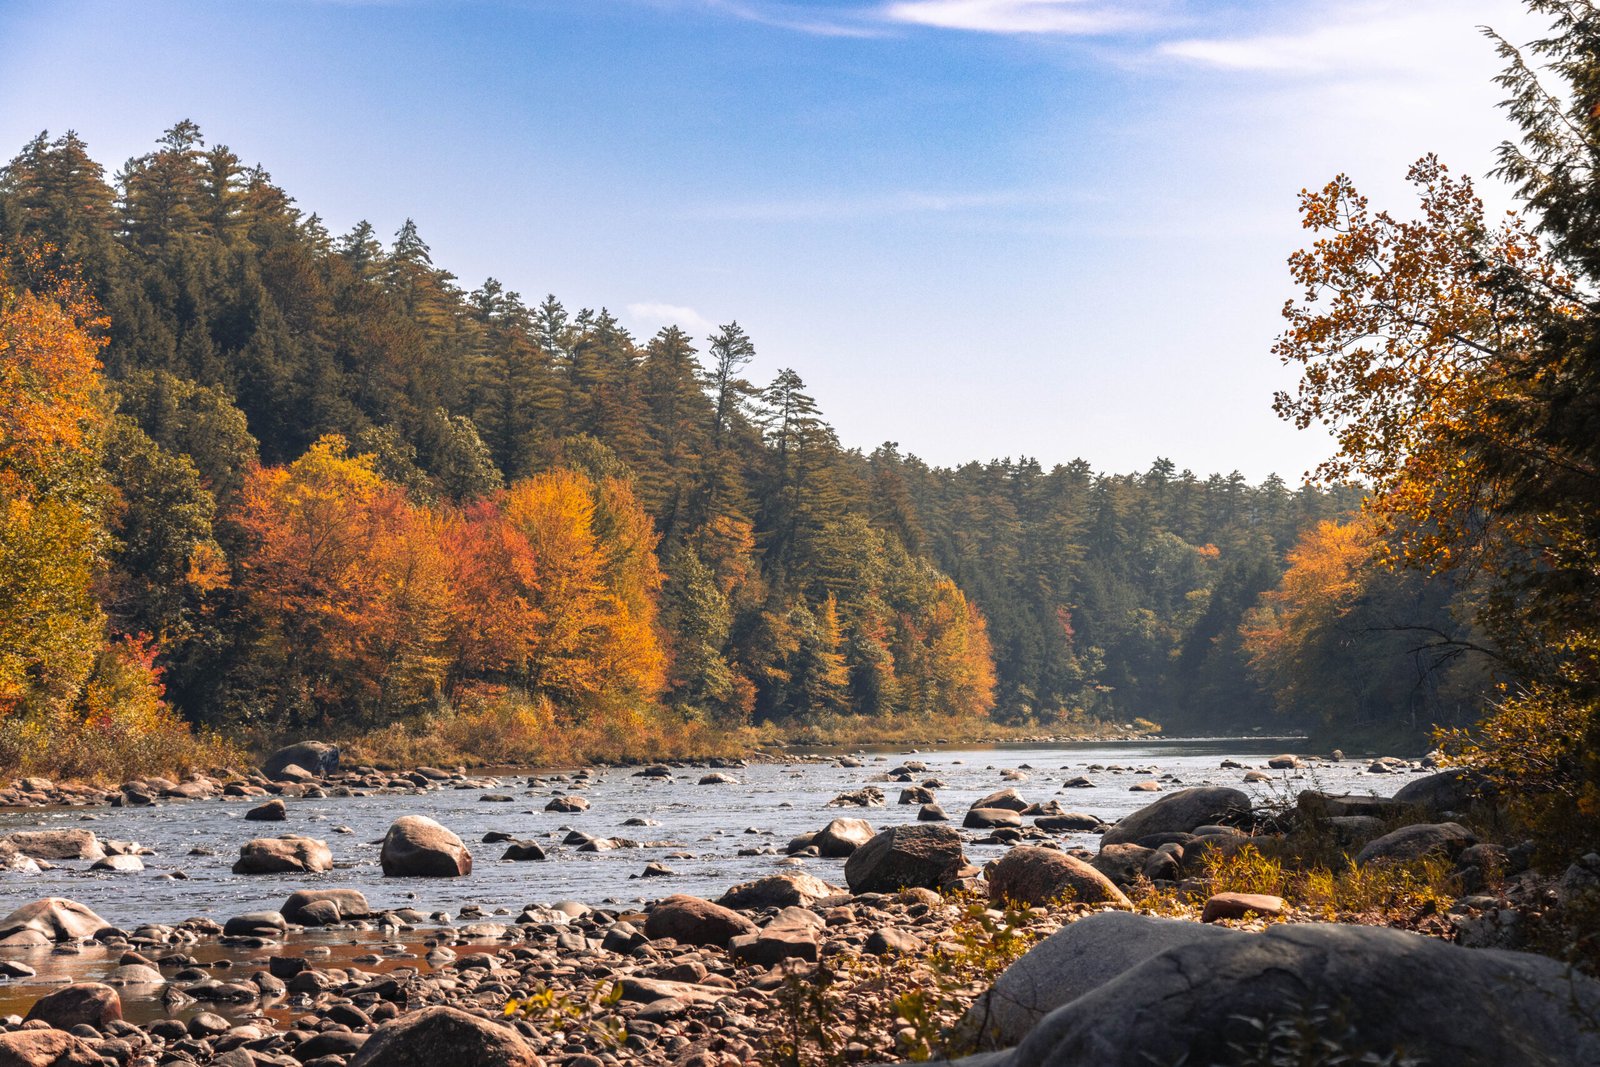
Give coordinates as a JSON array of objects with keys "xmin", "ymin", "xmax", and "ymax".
[{"xmin": 0, "ymin": 123, "xmax": 1498, "ymax": 775}]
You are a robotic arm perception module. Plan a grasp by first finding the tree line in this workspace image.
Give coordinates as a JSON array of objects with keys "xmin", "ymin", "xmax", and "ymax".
[{"xmin": 0, "ymin": 120, "xmax": 1481, "ymax": 772}]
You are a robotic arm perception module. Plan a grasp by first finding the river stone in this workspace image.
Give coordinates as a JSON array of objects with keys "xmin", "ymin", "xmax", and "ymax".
[
  {"xmin": 24, "ymin": 983, "xmax": 121, "ymax": 1029},
  {"xmin": 380, "ymin": 816, "xmax": 472, "ymax": 877},
  {"xmin": 815, "ymin": 818, "xmax": 875, "ymax": 857},
  {"xmin": 717, "ymin": 871, "xmax": 841, "ymax": 910},
  {"xmin": 987, "ymin": 846, "xmax": 1130, "ymax": 908},
  {"xmin": 646, "ymin": 895, "xmax": 757, "ymax": 947},
  {"xmin": 1034, "ymin": 812, "xmax": 1102, "ymax": 833},
  {"xmin": 827, "ymin": 786, "xmax": 886, "ymax": 807},
  {"xmin": 844, "ymin": 824, "xmax": 966, "ymax": 893},
  {"xmin": 223, "ymin": 911, "xmax": 286, "ymax": 938},
  {"xmin": 1, "ymin": 830, "xmax": 104, "ymax": 861},
  {"xmin": 971, "ymin": 788, "xmax": 1029, "ymax": 812},
  {"xmin": 1200, "ymin": 892, "xmax": 1286, "ymax": 922},
  {"xmin": 1100, "ymin": 787, "xmax": 1252, "ymax": 846},
  {"xmin": 281, "ymin": 889, "xmax": 371, "ymax": 925},
  {"xmin": 263, "ymin": 740, "xmax": 339, "ymax": 780},
  {"xmin": 500, "ymin": 841, "xmax": 546, "ymax": 862},
  {"xmin": 105, "ymin": 963, "xmax": 165, "ymax": 985},
  {"xmin": 1354, "ymin": 822, "xmax": 1476, "ymax": 866},
  {"xmin": 0, "ymin": 898, "xmax": 110, "ymax": 945},
  {"xmin": 1295, "ymin": 791, "xmax": 1414, "ymax": 820},
  {"xmin": 350, "ymin": 1005, "xmax": 537, "ymax": 1067},
  {"xmin": 1090, "ymin": 843, "xmax": 1155, "ymax": 886},
  {"xmin": 1391, "ymin": 768, "xmax": 1487, "ymax": 812},
  {"xmin": 245, "ymin": 798, "xmax": 287, "ymax": 821},
  {"xmin": 899, "ymin": 786, "xmax": 936, "ymax": 805},
  {"xmin": 965, "ymin": 807, "xmax": 1023, "ymax": 830},
  {"xmin": 997, "ymin": 921, "xmax": 1600, "ymax": 1067},
  {"xmin": 233, "ymin": 835, "xmax": 333, "ymax": 875},
  {"xmin": 919, "ymin": 802, "xmax": 949, "ymax": 821},
  {"xmin": 89, "ymin": 854, "xmax": 143, "ymax": 872},
  {"xmin": 0, "ymin": 1029, "xmax": 102, "ymax": 1067},
  {"xmin": 545, "ymin": 795, "xmax": 589, "ymax": 813},
  {"xmin": 965, "ymin": 911, "xmax": 1236, "ymax": 1047}
]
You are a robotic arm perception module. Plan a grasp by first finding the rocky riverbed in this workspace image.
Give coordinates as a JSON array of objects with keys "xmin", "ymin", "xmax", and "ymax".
[{"xmin": 3, "ymin": 740, "xmax": 1597, "ymax": 1066}]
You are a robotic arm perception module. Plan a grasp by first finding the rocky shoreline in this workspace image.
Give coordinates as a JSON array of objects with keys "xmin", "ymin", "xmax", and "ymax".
[{"xmin": 2, "ymin": 746, "xmax": 1599, "ymax": 1067}]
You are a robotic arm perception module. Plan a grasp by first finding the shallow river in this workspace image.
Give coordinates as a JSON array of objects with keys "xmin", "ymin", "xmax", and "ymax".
[{"xmin": 0, "ymin": 737, "xmax": 1411, "ymax": 1019}]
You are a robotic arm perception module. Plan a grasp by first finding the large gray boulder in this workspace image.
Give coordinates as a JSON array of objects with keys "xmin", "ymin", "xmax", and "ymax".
[
  {"xmin": 997, "ymin": 922, "xmax": 1600, "ymax": 1067},
  {"xmin": 717, "ymin": 871, "xmax": 841, "ymax": 910},
  {"xmin": 985, "ymin": 847, "xmax": 1129, "ymax": 908},
  {"xmin": 1353, "ymin": 822, "xmax": 1476, "ymax": 867},
  {"xmin": 380, "ymin": 816, "xmax": 472, "ymax": 877},
  {"xmin": 263, "ymin": 740, "xmax": 339, "ymax": 780},
  {"xmin": 1100, "ymin": 787, "xmax": 1252, "ymax": 846},
  {"xmin": 644, "ymin": 895, "xmax": 757, "ymax": 947},
  {"xmin": 965, "ymin": 912, "xmax": 1236, "ymax": 1046},
  {"xmin": 350, "ymin": 1005, "xmax": 538, "ymax": 1067},
  {"xmin": 1391, "ymin": 768, "xmax": 1488, "ymax": 812},
  {"xmin": 282, "ymin": 888, "xmax": 371, "ymax": 925},
  {"xmin": 0, "ymin": 1029, "xmax": 102, "ymax": 1067},
  {"xmin": 814, "ymin": 817, "xmax": 875, "ymax": 857},
  {"xmin": 1, "ymin": 829, "xmax": 104, "ymax": 861},
  {"xmin": 232, "ymin": 835, "xmax": 333, "ymax": 874},
  {"xmin": 844, "ymin": 824, "xmax": 966, "ymax": 894},
  {"xmin": 0, "ymin": 898, "xmax": 111, "ymax": 946}
]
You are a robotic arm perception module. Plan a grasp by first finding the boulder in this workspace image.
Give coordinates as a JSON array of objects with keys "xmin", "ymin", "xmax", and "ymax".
[
  {"xmin": 966, "ymin": 911, "xmax": 1235, "ymax": 1046},
  {"xmin": 729, "ymin": 908, "xmax": 821, "ymax": 966},
  {"xmin": 971, "ymin": 788, "xmax": 1029, "ymax": 812},
  {"xmin": 844, "ymin": 824, "xmax": 966, "ymax": 894},
  {"xmin": 263, "ymin": 740, "xmax": 339, "ymax": 780},
  {"xmin": 1100, "ymin": 787, "xmax": 1252, "ymax": 846},
  {"xmin": 500, "ymin": 841, "xmax": 547, "ymax": 862},
  {"xmin": 717, "ymin": 871, "xmax": 841, "ymax": 910},
  {"xmin": 1354, "ymin": 822, "xmax": 1476, "ymax": 867},
  {"xmin": 0, "ymin": 898, "xmax": 109, "ymax": 945},
  {"xmin": 1034, "ymin": 812, "xmax": 1102, "ymax": 833},
  {"xmin": 815, "ymin": 818, "xmax": 875, "ymax": 857},
  {"xmin": 1391, "ymin": 768, "xmax": 1488, "ymax": 812},
  {"xmin": 222, "ymin": 911, "xmax": 286, "ymax": 938},
  {"xmin": 899, "ymin": 786, "xmax": 936, "ymax": 805},
  {"xmin": 89, "ymin": 854, "xmax": 143, "ymax": 872},
  {"xmin": 24, "ymin": 983, "xmax": 121, "ymax": 1029},
  {"xmin": 0, "ymin": 1029, "xmax": 102, "ymax": 1067},
  {"xmin": 987, "ymin": 847, "xmax": 1130, "ymax": 908},
  {"xmin": 1, "ymin": 830, "xmax": 104, "ymax": 861},
  {"xmin": 232, "ymin": 836, "xmax": 333, "ymax": 874},
  {"xmin": 965, "ymin": 808, "xmax": 1023, "ymax": 829},
  {"xmin": 281, "ymin": 889, "xmax": 370, "ymax": 925},
  {"xmin": 349, "ymin": 1005, "xmax": 538, "ymax": 1067},
  {"xmin": 380, "ymin": 816, "xmax": 472, "ymax": 877},
  {"xmin": 646, "ymin": 895, "xmax": 757, "ymax": 947},
  {"xmin": 1090, "ymin": 843, "xmax": 1154, "ymax": 886},
  {"xmin": 698, "ymin": 772, "xmax": 738, "ymax": 785},
  {"xmin": 865, "ymin": 928, "xmax": 925, "ymax": 955},
  {"xmin": 994, "ymin": 922, "xmax": 1600, "ymax": 1067},
  {"xmin": 544, "ymin": 795, "xmax": 589, "ymax": 813},
  {"xmin": 245, "ymin": 798, "xmax": 287, "ymax": 821},
  {"xmin": 918, "ymin": 803, "xmax": 948, "ymax": 822}
]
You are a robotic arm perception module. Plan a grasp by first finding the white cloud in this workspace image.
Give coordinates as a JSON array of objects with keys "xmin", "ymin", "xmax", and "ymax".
[
  {"xmin": 1157, "ymin": 0, "xmax": 1537, "ymax": 76},
  {"xmin": 625, "ymin": 302, "xmax": 718, "ymax": 337},
  {"xmin": 883, "ymin": 0, "xmax": 1153, "ymax": 36}
]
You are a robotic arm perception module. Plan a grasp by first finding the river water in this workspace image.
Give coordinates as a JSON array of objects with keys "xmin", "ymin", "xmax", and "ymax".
[{"xmin": 0, "ymin": 737, "xmax": 1412, "ymax": 1019}]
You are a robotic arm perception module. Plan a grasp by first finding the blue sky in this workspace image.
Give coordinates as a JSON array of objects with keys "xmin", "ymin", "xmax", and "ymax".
[{"xmin": 0, "ymin": 0, "xmax": 1545, "ymax": 479}]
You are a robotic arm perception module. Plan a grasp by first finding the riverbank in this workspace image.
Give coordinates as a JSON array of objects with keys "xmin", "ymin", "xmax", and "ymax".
[{"xmin": 0, "ymin": 760, "xmax": 1596, "ymax": 1067}]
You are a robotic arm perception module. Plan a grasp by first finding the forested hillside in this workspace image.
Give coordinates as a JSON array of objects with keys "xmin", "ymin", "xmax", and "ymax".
[{"xmin": 0, "ymin": 123, "xmax": 1488, "ymax": 771}]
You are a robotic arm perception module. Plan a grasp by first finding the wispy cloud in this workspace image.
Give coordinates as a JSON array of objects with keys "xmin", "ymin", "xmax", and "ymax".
[
  {"xmin": 625, "ymin": 302, "xmax": 718, "ymax": 336},
  {"xmin": 1157, "ymin": 0, "xmax": 1532, "ymax": 76},
  {"xmin": 687, "ymin": 186, "xmax": 1096, "ymax": 222},
  {"xmin": 694, "ymin": 0, "xmax": 888, "ymax": 37},
  {"xmin": 883, "ymin": 0, "xmax": 1156, "ymax": 36}
]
